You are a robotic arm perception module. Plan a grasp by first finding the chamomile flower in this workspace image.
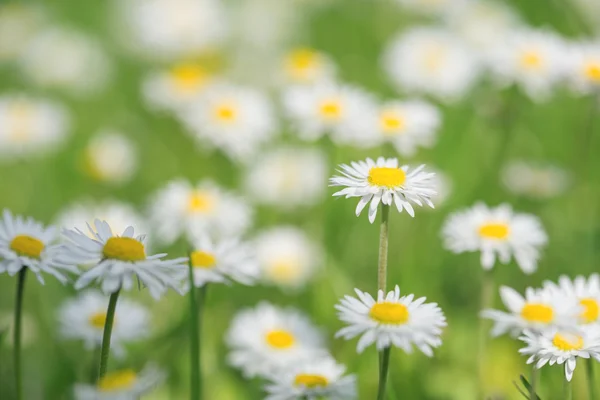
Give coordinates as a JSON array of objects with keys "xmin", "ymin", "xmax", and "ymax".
[
  {"xmin": 254, "ymin": 226, "xmax": 322, "ymax": 289},
  {"xmin": 74, "ymin": 364, "xmax": 165, "ymax": 400},
  {"xmin": 330, "ymin": 157, "xmax": 436, "ymax": 223},
  {"xmin": 245, "ymin": 147, "xmax": 328, "ymax": 210},
  {"xmin": 568, "ymin": 42, "xmax": 600, "ymax": 95},
  {"xmin": 0, "ymin": 210, "xmax": 78, "ymax": 284},
  {"xmin": 148, "ymin": 179, "xmax": 252, "ymax": 245},
  {"xmin": 544, "ymin": 275, "xmax": 600, "ymax": 325},
  {"xmin": 441, "ymin": 202, "xmax": 548, "ymax": 273},
  {"xmin": 501, "ymin": 161, "xmax": 570, "ymax": 200},
  {"xmin": 519, "ymin": 326, "xmax": 600, "ymax": 381},
  {"xmin": 82, "ymin": 130, "xmax": 138, "ymax": 185},
  {"xmin": 335, "ymin": 285, "xmax": 447, "ymax": 355},
  {"xmin": 179, "ymin": 83, "xmax": 277, "ymax": 162},
  {"xmin": 61, "ymin": 220, "xmax": 187, "ymax": 299},
  {"xmin": 226, "ymin": 302, "xmax": 327, "ymax": 378},
  {"xmin": 281, "ymin": 47, "xmax": 336, "ymax": 85},
  {"xmin": 188, "ymin": 235, "xmax": 259, "ymax": 287},
  {"xmin": 58, "ymin": 290, "xmax": 149, "ymax": 356},
  {"xmin": 481, "ymin": 286, "xmax": 578, "ymax": 337},
  {"xmin": 264, "ymin": 356, "xmax": 357, "ymax": 400},
  {"xmin": 383, "ymin": 27, "xmax": 481, "ymax": 101}
]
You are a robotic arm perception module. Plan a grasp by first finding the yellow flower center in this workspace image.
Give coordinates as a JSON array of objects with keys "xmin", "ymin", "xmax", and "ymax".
[
  {"xmin": 97, "ymin": 369, "xmax": 137, "ymax": 392},
  {"xmin": 552, "ymin": 333, "xmax": 584, "ymax": 351},
  {"xmin": 380, "ymin": 110, "xmax": 405, "ymax": 134},
  {"xmin": 580, "ymin": 298, "xmax": 599, "ymax": 323},
  {"xmin": 478, "ymin": 223, "xmax": 510, "ymax": 240},
  {"xmin": 267, "ymin": 261, "xmax": 301, "ymax": 284},
  {"xmin": 520, "ymin": 303, "xmax": 554, "ymax": 323},
  {"xmin": 265, "ymin": 329, "xmax": 295, "ymax": 349},
  {"xmin": 10, "ymin": 235, "xmax": 44, "ymax": 259},
  {"xmin": 102, "ymin": 237, "xmax": 146, "ymax": 262},
  {"xmin": 318, "ymin": 99, "xmax": 342, "ymax": 121},
  {"xmin": 285, "ymin": 48, "xmax": 320, "ymax": 81},
  {"xmin": 89, "ymin": 312, "xmax": 109, "ymax": 329},
  {"xmin": 187, "ymin": 191, "xmax": 215, "ymax": 213},
  {"xmin": 170, "ymin": 64, "xmax": 208, "ymax": 93},
  {"xmin": 191, "ymin": 251, "xmax": 216, "ymax": 269},
  {"xmin": 7, "ymin": 103, "xmax": 32, "ymax": 142},
  {"xmin": 367, "ymin": 167, "xmax": 406, "ymax": 188},
  {"xmin": 423, "ymin": 46, "xmax": 445, "ymax": 72},
  {"xmin": 294, "ymin": 373, "xmax": 329, "ymax": 388},
  {"xmin": 369, "ymin": 302, "xmax": 409, "ymax": 324},
  {"xmin": 213, "ymin": 103, "xmax": 238, "ymax": 124},
  {"xmin": 520, "ymin": 50, "xmax": 543, "ymax": 70},
  {"xmin": 584, "ymin": 62, "xmax": 600, "ymax": 82}
]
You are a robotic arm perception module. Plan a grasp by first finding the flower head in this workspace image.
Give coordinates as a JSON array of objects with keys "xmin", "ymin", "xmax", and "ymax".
[
  {"xmin": 74, "ymin": 364, "xmax": 165, "ymax": 400},
  {"xmin": 82, "ymin": 130, "xmax": 138, "ymax": 185},
  {"xmin": 568, "ymin": 42, "xmax": 600, "ymax": 95},
  {"xmin": 544, "ymin": 275, "xmax": 600, "ymax": 325},
  {"xmin": 281, "ymin": 47, "xmax": 336, "ymax": 85}
]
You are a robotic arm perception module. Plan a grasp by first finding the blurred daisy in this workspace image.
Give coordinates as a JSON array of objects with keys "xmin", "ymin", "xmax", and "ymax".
[
  {"xmin": 0, "ymin": 209, "xmax": 78, "ymax": 284},
  {"xmin": 58, "ymin": 290, "xmax": 149, "ymax": 356},
  {"xmin": 264, "ymin": 356, "xmax": 357, "ymax": 400},
  {"xmin": 148, "ymin": 179, "xmax": 252, "ymax": 245},
  {"xmin": 481, "ymin": 286, "xmax": 578, "ymax": 337},
  {"xmin": 254, "ymin": 226, "xmax": 322, "ymax": 289},
  {"xmin": 281, "ymin": 47, "xmax": 336, "ymax": 85},
  {"xmin": 189, "ymin": 235, "xmax": 259, "ymax": 287},
  {"xmin": 330, "ymin": 157, "xmax": 436, "ymax": 223},
  {"xmin": 568, "ymin": 42, "xmax": 600, "ymax": 95},
  {"xmin": 383, "ymin": 27, "xmax": 481, "ymax": 101},
  {"xmin": 502, "ymin": 161, "xmax": 570, "ymax": 200},
  {"xmin": 179, "ymin": 83, "xmax": 277, "ymax": 162},
  {"xmin": 0, "ymin": 94, "xmax": 70, "ymax": 160},
  {"xmin": 0, "ymin": 4, "xmax": 46, "ymax": 62},
  {"xmin": 226, "ymin": 302, "xmax": 327, "ymax": 378},
  {"xmin": 20, "ymin": 27, "xmax": 111, "ymax": 96},
  {"xmin": 74, "ymin": 364, "xmax": 165, "ymax": 400},
  {"xmin": 519, "ymin": 326, "xmax": 600, "ymax": 381},
  {"xmin": 62, "ymin": 220, "xmax": 187, "ymax": 299},
  {"xmin": 335, "ymin": 285, "xmax": 447, "ymax": 355},
  {"xmin": 82, "ymin": 130, "xmax": 138, "ymax": 185},
  {"xmin": 245, "ymin": 147, "xmax": 328, "ymax": 210},
  {"xmin": 544, "ymin": 275, "xmax": 600, "ymax": 325},
  {"xmin": 441, "ymin": 202, "xmax": 548, "ymax": 273}
]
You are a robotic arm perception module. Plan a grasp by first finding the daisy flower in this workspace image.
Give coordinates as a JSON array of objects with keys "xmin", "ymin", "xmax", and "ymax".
[
  {"xmin": 148, "ymin": 179, "xmax": 252, "ymax": 245},
  {"xmin": 226, "ymin": 302, "xmax": 327, "ymax": 378},
  {"xmin": 519, "ymin": 326, "xmax": 600, "ymax": 381},
  {"xmin": 58, "ymin": 290, "xmax": 149, "ymax": 356},
  {"xmin": 264, "ymin": 356, "xmax": 357, "ymax": 400},
  {"xmin": 281, "ymin": 47, "xmax": 336, "ymax": 85},
  {"xmin": 481, "ymin": 286, "xmax": 578, "ymax": 337},
  {"xmin": 441, "ymin": 202, "xmax": 548, "ymax": 273},
  {"xmin": 81, "ymin": 130, "xmax": 138, "ymax": 185},
  {"xmin": 61, "ymin": 220, "xmax": 187, "ymax": 299},
  {"xmin": 188, "ymin": 235, "xmax": 259, "ymax": 288},
  {"xmin": 179, "ymin": 82, "xmax": 277, "ymax": 162},
  {"xmin": 335, "ymin": 285, "xmax": 447, "ymax": 355},
  {"xmin": 501, "ymin": 161, "xmax": 570, "ymax": 200},
  {"xmin": 567, "ymin": 42, "xmax": 600, "ymax": 95},
  {"xmin": 74, "ymin": 364, "xmax": 165, "ymax": 400},
  {"xmin": 544, "ymin": 275, "xmax": 600, "ymax": 325},
  {"xmin": 330, "ymin": 157, "xmax": 436, "ymax": 223},
  {"xmin": 254, "ymin": 226, "xmax": 322, "ymax": 289},
  {"xmin": 0, "ymin": 210, "xmax": 78, "ymax": 284}
]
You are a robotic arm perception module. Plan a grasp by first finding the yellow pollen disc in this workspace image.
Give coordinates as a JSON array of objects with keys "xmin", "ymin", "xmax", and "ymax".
[
  {"xmin": 191, "ymin": 251, "xmax": 216, "ymax": 269},
  {"xmin": 8, "ymin": 103, "xmax": 33, "ymax": 142},
  {"xmin": 520, "ymin": 303, "xmax": 554, "ymax": 323},
  {"xmin": 367, "ymin": 167, "xmax": 406, "ymax": 188},
  {"xmin": 285, "ymin": 48, "xmax": 320, "ymax": 80},
  {"xmin": 584, "ymin": 62, "xmax": 600, "ymax": 82},
  {"xmin": 187, "ymin": 191, "xmax": 214, "ymax": 213},
  {"xmin": 552, "ymin": 333, "xmax": 584, "ymax": 351},
  {"xmin": 423, "ymin": 46, "xmax": 445, "ymax": 72},
  {"xmin": 213, "ymin": 103, "xmax": 238, "ymax": 123},
  {"xmin": 170, "ymin": 64, "xmax": 208, "ymax": 93},
  {"xmin": 10, "ymin": 235, "xmax": 44, "ymax": 259},
  {"xmin": 580, "ymin": 298, "xmax": 599, "ymax": 323},
  {"xmin": 380, "ymin": 111, "xmax": 405, "ymax": 134},
  {"xmin": 102, "ymin": 237, "xmax": 146, "ymax": 262},
  {"xmin": 268, "ymin": 261, "xmax": 300, "ymax": 284},
  {"xmin": 265, "ymin": 329, "xmax": 295, "ymax": 349},
  {"xmin": 318, "ymin": 99, "xmax": 342, "ymax": 120},
  {"xmin": 89, "ymin": 312, "xmax": 109, "ymax": 329},
  {"xmin": 478, "ymin": 223, "xmax": 510, "ymax": 240},
  {"xmin": 294, "ymin": 374, "xmax": 329, "ymax": 388},
  {"xmin": 369, "ymin": 302, "xmax": 409, "ymax": 324},
  {"xmin": 520, "ymin": 51, "xmax": 543, "ymax": 70},
  {"xmin": 97, "ymin": 369, "xmax": 137, "ymax": 392}
]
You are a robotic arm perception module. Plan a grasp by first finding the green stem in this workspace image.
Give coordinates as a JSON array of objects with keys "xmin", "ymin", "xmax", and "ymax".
[
  {"xmin": 478, "ymin": 269, "xmax": 494, "ymax": 399},
  {"xmin": 89, "ymin": 345, "xmax": 100, "ymax": 383},
  {"xmin": 587, "ymin": 359, "xmax": 596, "ymax": 400},
  {"xmin": 98, "ymin": 290, "xmax": 120, "ymax": 379},
  {"xmin": 13, "ymin": 268, "xmax": 27, "ymax": 400},
  {"xmin": 530, "ymin": 365, "xmax": 539, "ymax": 400},
  {"xmin": 188, "ymin": 261, "xmax": 200, "ymax": 400},
  {"xmin": 564, "ymin": 379, "xmax": 572, "ymax": 400},
  {"xmin": 376, "ymin": 347, "xmax": 391, "ymax": 400},
  {"xmin": 377, "ymin": 204, "xmax": 390, "ymax": 293}
]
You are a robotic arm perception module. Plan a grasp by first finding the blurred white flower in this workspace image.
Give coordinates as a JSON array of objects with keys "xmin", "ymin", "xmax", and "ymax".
[
  {"xmin": 82, "ymin": 130, "xmax": 138, "ymax": 185},
  {"xmin": 501, "ymin": 161, "xmax": 570, "ymax": 199},
  {"xmin": 280, "ymin": 47, "xmax": 336, "ymax": 85},
  {"xmin": 74, "ymin": 365, "xmax": 165, "ymax": 400},
  {"xmin": 254, "ymin": 226, "xmax": 322, "ymax": 289},
  {"xmin": 567, "ymin": 42, "xmax": 600, "ymax": 95},
  {"xmin": 245, "ymin": 147, "xmax": 328, "ymax": 210},
  {"xmin": 0, "ymin": 4, "xmax": 46, "ymax": 62},
  {"xmin": 441, "ymin": 202, "xmax": 548, "ymax": 273},
  {"xmin": 0, "ymin": 94, "xmax": 70, "ymax": 160},
  {"xmin": 544, "ymin": 275, "xmax": 600, "ymax": 325},
  {"xmin": 383, "ymin": 27, "xmax": 481, "ymax": 101}
]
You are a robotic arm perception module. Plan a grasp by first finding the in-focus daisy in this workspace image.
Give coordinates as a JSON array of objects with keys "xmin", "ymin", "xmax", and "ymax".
[
  {"xmin": 519, "ymin": 326, "xmax": 600, "ymax": 381},
  {"xmin": 568, "ymin": 42, "xmax": 600, "ymax": 95},
  {"xmin": 226, "ymin": 302, "xmax": 327, "ymax": 378},
  {"xmin": 383, "ymin": 27, "xmax": 481, "ymax": 101},
  {"xmin": 264, "ymin": 356, "xmax": 357, "ymax": 400},
  {"xmin": 0, "ymin": 94, "xmax": 70, "ymax": 160},
  {"xmin": 544, "ymin": 275, "xmax": 600, "ymax": 325},
  {"xmin": 58, "ymin": 290, "xmax": 149, "ymax": 356},
  {"xmin": 441, "ymin": 202, "xmax": 548, "ymax": 273},
  {"xmin": 81, "ymin": 130, "xmax": 138, "ymax": 185},
  {"xmin": 189, "ymin": 235, "xmax": 259, "ymax": 287},
  {"xmin": 335, "ymin": 285, "xmax": 447, "ymax": 355},
  {"xmin": 0, "ymin": 210, "xmax": 78, "ymax": 284},
  {"xmin": 501, "ymin": 161, "xmax": 570, "ymax": 200},
  {"xmin": 481, "ymin": 286, "xmax": 578, "ymax": 337},
  {"xmin": 148, "ymin": 179, "xmax": 252, "ymax": 245},
  {"xmin": 330, "ymin": 157, "xmax": 436, "ymax": 223},
  {"xmin": 281, "ymin": 47, "xmax": 336, "ymax": 85},
  {"xmin": 245, "ymin": 147, "xmax": 328, "ymax": 210},
  {"xmin": 254, "ymin": 226, "xmax": 322, "ymax": 289},
  {"xmin": 74, "ymin": 364, "xmax": 165, "ymax": 400},
  {"xmin": 61, "ymin": 220, "xmax": 187, "ymax": 299},
  {"xmin": 179, "ymin": 82, "xmax": 277, "ymax": 162}
]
